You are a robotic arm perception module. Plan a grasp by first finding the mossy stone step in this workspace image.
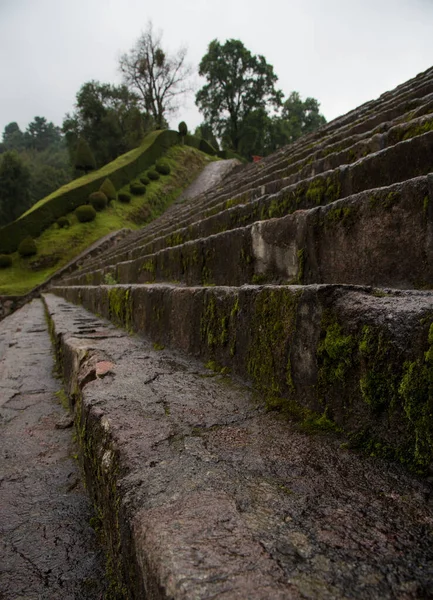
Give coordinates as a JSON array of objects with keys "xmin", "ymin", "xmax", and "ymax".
[
  {"xmin": 43, "ymin": 291, "xmax": 433, "ymax": 598},
  {"xmin": 67, "ymin": 174, "xmax": 432, "ymax": 291},
  {"xmin": 50, "ymin": 282, "xmax": 433, "ymax": 474}
]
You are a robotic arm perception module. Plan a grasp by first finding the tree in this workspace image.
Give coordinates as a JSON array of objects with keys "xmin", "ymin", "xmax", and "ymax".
[
  {"xmin": 194, "ymin": 122, "xmax": 219, "ymax": 151},
  {"xmin": 119, "ymin": 22, "xmax": 192, "ymax": 129},
  {"xmin": 74, "ymin": 138, "xmax": 96, "ymax": 174},
  {"xmin": 196, "ymin": 39, "xmax": 283, "ymax": 153},
  {"xmin": 25, "ymin": 117, "xmax": 62, "ymax": 151},
  {"xmin": 280, "ymin": 92, "xmax": 326, "ymax": 143},
  {"xmin": 0, "ymin": 151, "xmax": 31, "ymax": 226},
  {"xmin": 1, "ymin": 122, "xmax": 25, "ymax": 152},
  {"xmin": 63, "ymin": 80, "xmax": 151, "ymax": 168}
]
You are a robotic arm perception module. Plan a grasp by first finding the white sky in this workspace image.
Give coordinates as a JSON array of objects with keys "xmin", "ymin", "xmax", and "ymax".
[{"xmin": 0, "ymin": 0, "xmax": 432, "ymax": 135}]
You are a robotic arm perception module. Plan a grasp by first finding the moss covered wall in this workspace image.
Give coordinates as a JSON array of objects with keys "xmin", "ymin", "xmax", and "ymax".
[{"xmin": 51, "ymin": 283, "xmax": 433, "ymax": 474}]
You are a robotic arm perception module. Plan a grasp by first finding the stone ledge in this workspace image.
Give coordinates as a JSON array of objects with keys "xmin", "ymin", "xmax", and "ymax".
[
  {"xmin": 49, "ymin": 283, "xmax": 433, "ymax": 473},
  {"xmin": 42, "ymin": 292, "xmax": 433, "ymax": 599}
]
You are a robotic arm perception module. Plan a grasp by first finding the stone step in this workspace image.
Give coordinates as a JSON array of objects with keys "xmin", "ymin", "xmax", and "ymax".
[
  {"xmin": 66, "ymin": 174, "xmax": 433, "ymax": 291},
  {"xmin": 0, "ymin": 299, "xmax": 106, "ymax": 597},
  {"xmin": 178, "ymin": 107, "xmax": 433, "ymax": 225},
  {"xmin": 50, "ymin": 282, "xmax": 433, "ymax": 475},
  {"xmin": 65, "ymin": 95, "xmax": 433, "ymax": 281},
  {"xmin": 43, "ymin": 291, "xmax": 433, "ymax": 599},
  {"xmin": 63, "ymin": 131, "xmax": 433, "ymax": 284}
]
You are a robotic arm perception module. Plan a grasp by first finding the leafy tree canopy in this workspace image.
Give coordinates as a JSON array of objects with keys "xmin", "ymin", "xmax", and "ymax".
[
  {"xmin": 0, "ymin": 151, "xmax": 31, "ymax": 227},
  {"xmin": 63, "ymin": 80, "xmax": 151, "ymax": 168},
  {"xmin": 196, "ymin": 39, "xmax": 283, "ymax": 152}
]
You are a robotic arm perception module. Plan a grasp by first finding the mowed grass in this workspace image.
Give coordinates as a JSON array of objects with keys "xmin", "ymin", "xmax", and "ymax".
[{"xmin": 0, "ymin": 145, "xmax": 216, "ymax": 295}]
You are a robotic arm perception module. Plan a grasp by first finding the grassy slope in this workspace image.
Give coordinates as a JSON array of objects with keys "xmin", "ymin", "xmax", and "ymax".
[
  {"xmin": 20, "ymin": 131, "xmax": 162, "ymax": 219},
  {"xmin": 0, "ymin": 145, "xmax": 215, "ymax": 295}
]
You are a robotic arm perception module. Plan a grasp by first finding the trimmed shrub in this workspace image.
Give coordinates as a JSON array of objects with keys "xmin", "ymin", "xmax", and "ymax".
[
  {"xmin": 75, "ymin": 205, "xmax": 97, "ymax": 223},
  {"xmin": 155, "ymin": 161, "xmax": 171, "ymax": 175},
  {"xmin": 89, "ymin": 191, "xmax": 108, "ymax": 211},
  {"xmin": 178, "ymin": 121, "xmax": 188, "ymax": 136},
  {"xmin": 199, "ymin": 138, "xmax": 218, "ymax": 155},
  {"xmin": 118, "ymin": 192, "xmax": 132, "ymax": 203},
  {"xmin": 0, "ymin": 254, "xmax": 12, "ymax": 268},
  {"xmin": 18, "ymin": 237, "xmax": 37, "ymax": 257},
  {"xmin": 75, "ymin": 138, "xmax": 96, "ymax": 174},
  {"xmin": 57, "ymin": 216, "xmax": 69, "ymax": 228},
  {"xmin": 99, "ymin": 177, "xmax": 116, "ymax": 201},
  {"xmin": 147, "ymin": 169, "xmax": 160, "ymax": 181},
  {"xmin": 129, "ymin": 182, "xmax": 147, "ymax": 195},
  {"xmin": 140, "ymin": 176, "xmax": 150, "ymax": 185},
  {"xmin": 0, "ymin": 129, "xmax": 185, "ymax": 254}
]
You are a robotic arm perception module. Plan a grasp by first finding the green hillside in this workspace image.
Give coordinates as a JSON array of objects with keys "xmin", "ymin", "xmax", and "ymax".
[{"xmin": 0, "ymin": 144, "xmax": 215, "ymax": 295}]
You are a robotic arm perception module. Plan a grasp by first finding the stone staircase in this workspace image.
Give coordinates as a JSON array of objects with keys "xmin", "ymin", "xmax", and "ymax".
[{"xmin": 44, "ymin": 65, "xmax": 433, "ymax": 598}]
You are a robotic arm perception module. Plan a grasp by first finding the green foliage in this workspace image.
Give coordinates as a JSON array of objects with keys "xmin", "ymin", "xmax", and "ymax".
[
  {"xmin": 74, "ymin": 138, "xmax": 96, "ymax": 174},
  {"xmin": 57, "ymin": 216, "xmax": 69, "ymax": 228},
  {"xmin": 317, "ymin": 316, "xmax": 354, "ymax": 386},
  {"xmin": 89, "ymin": 191, "xmax": 108, "ymax": 211},
  {"xmin": 194, "ymin": 122, "xmax": 219, "ymax": 151},
  {"xmin": 117, "ymin": 192, "xmax": 131, "ymax": 203},
  {"xmin": 0, "ymin": 151, "xmax": 31, "ymax": 227},
  {"xmin": 199, "ymin": 138, "xmax": 217, "ymax": 155},
  {"xmin": 18, "ymin": 236, "xmax": 37, "ymax": 257},
  {"xmin": 178, "ymin": 121, "xmax": 188, "ymax": 136},
  {"xmin": 63, "ymin": 81, "xmax": 151, "ymax": 168},
  {"xmin": 0, "ymin": 129, "xmax": 181, "ymax": 254},
  {"xmin": 0, "ymin": 254, "xmax": 12, "ymax": 268},
  {"xmin": 2, "ymin": 119, "xmax": 72, "ymax": 211},
  {"xmin": 139, "ymin": 176, "xmax": 150, "ymax": 185},
  {"xmin": 279, "ymin": 92, "xmax": 326, "ymax": 143},
  {"xmin": 75, "ymin": 205, "xmax": 97, "ymax": 222},
  {"xmin": 99, "ymin": 177, "xmax": 116, "ymax": 201},
  {"xmin": 129, "ymin": 182, "xmax": 146, "ymax": 195},
  {"xmin": 147, "ymin": 169, "xmax": 160, "ymax": 181},
  {"xmin": 0, "ymin": 145, "xmax": 214, "ymax": 295},
  {"xmin": 155, "ymin": 161, "xmax": 170, "ymax": 175},
  {"xmin": 196, "ymin": 39, "xmax": 283, "ymax": 153}
]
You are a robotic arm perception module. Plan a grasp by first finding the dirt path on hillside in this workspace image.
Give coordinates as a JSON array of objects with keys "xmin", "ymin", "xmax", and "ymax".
[{"xmin": 0, "ymin": 300, "xmax": 106, "ymax": 599}]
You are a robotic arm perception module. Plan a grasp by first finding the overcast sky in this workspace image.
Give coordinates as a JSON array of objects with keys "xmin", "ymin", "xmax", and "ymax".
[{"xmin": 0, "ymin": 0, "xmax": 432, "ymax": 136}]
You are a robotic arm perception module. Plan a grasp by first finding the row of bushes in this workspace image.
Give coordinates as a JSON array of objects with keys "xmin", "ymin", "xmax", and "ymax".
[
  {"xmin": 0, "ymin": 236, "xmax": 38, "ymax": 267},
  {"xmin": 57, "ymin": 160, "xmax": 172, "ymax": 224},
  {"xmin": 0, "ymin": 130, "xmax": 183, "ymax": 254},
  {"xmin": 0, "ymin": 129, "xmax": 211, "ymax": 256}
]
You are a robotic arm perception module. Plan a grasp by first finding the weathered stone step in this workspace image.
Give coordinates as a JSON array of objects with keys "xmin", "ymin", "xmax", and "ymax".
[
  {"xmin": 67, "ymin": 174, "xmax": 433, "ymax": 291},
  {"xmin": 64, "ymin": 130, "xmax": 433, "ymax": 286},
  {"xmin": 225, "ymin": 82, "xmax": 433, "ymax": 194},
  {"xmin": 68, "ymin": 88, "xmax": 433, "ymax": 282},
  {"xmin": 66, "ymin": 89, "xmax": 433, "ymax": 282},
  {"xmin": 59, "ymin": 73, "xmax": 433, "ymax": 284},
  {"xmin": 191, "ymin": 109, "xmax": 433, "ymax": 216},
  {"xmin": 43, "ymin": 291, "xmax": 433, "ymax": 599},
  {"xmin": 50, "ymin": 282, "xmax": 433, "ymax": 475},
  {"xmin": 109, "ymin": 133, "xmax": 433, "ymax": 267}
]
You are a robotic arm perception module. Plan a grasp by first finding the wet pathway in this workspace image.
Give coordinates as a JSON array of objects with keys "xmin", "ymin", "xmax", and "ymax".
[{"xmin": 0, "ymin": 300, "xmax": 106, "ymax": 599}]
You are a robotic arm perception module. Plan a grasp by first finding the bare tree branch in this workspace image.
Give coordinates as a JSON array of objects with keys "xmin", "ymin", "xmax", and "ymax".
[{"xmin": 119, "ymin": 21, "xmax": 193, "ymax": 129}]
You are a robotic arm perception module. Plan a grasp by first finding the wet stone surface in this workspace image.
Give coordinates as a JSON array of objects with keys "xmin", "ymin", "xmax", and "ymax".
[
  {"xmin": 45, "ymin": 293, "xmax": 433, "ymax": 600},
  {"xmin": 0, "ymin": 300, "xmax": 106, "ymax": 599}
]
